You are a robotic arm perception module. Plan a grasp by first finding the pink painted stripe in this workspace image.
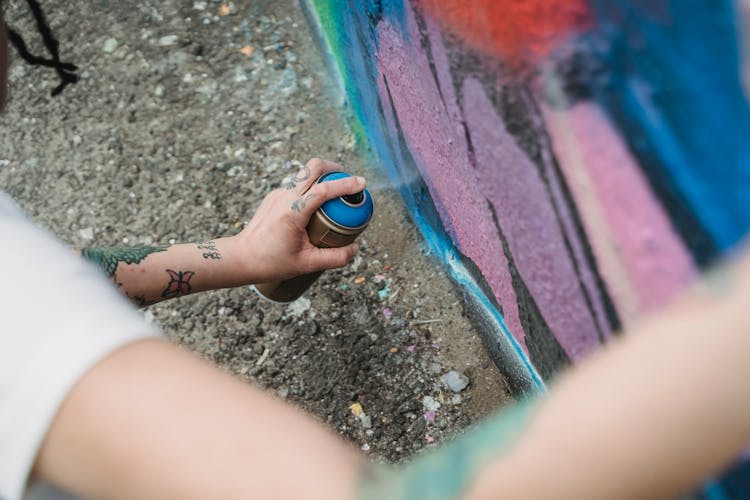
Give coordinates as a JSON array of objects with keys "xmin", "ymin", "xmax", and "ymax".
[
  {"xmin": 542, "ymin": 101, "xmax": 696, "ymax": 316},
  {"xmin": 523, "ymin": 88, "xmax": 615, "ymax": 340},
  {"xmin": 462, "ymin": 77, "xmax": 602, "ymax": 360},
  {"xmin": 426, "ymin": 12, "xmax": 612, "ymax": 345},
  {"xmin": 376, "ymin": 16, "xmax": 527, "ymax": 352}
]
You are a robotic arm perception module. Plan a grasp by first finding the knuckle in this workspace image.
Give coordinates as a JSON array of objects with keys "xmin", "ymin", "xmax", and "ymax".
[
  {"xmin": 315, "ymin": 183, "xmax": 332, "ymax": 199},
  {"xmin": 307, "ymin": 158, "xmax": 324, "ymax": 169},
  {"xmin": 304, "ymin": 255, "xmax": 321, "ymax": 273},
  {"xmin": 268, "ymin": 189, "xmax": 282, "ymax": 200},
  {"xmin": 339, "ymin": 253, "xmax": 351, "ymax": 267}
]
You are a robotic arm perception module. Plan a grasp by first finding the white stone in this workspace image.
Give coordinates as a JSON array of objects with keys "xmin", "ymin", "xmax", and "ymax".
[
  {"xmin": 422, "ymin": 395, "xmax": 441, "ymax": 412},
  {"xmin": 287, "ymin": 297, "xmax": 311, "ymax": 317},
  {"xmin": 78, "ymin": 227, "xmax": 94, "ymax": 240},
  {"xmin": 158, "ymin": 35, "xmax": 179, "ymax": 46},
  {"xmin": 441, "ymin": 370, "xmax": 470, "ymax": 393},
  {"xmin": 103, "ymin": 38, "xmax": 119, "ymax": 53}
]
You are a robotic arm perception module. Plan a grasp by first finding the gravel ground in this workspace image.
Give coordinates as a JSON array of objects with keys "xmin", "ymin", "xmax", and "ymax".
[{"xmin": 0, "ymin": 0, "xmax": 511, "ymax": 461}]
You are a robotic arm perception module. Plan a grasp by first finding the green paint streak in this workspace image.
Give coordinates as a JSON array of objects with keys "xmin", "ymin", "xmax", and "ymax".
[
  {"xmin": 308, "ymin": 0, "xmax": 372, "ymax": 156},
  {"xmin": 310, "ymin": 0, "xmax": 348, "ymax": 76},
  {"xmin": 82, "ymin": 246, "xmax": 167, "ymax": 277},
  {"xmin": 358, "ymin": 398, "xmax": 540, "ymax": 500}
]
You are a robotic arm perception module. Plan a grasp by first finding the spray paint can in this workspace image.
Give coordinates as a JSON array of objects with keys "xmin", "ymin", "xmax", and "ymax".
[{"xmin": 254, "ymin": 171, "xmax": 374, "ymax": 303}]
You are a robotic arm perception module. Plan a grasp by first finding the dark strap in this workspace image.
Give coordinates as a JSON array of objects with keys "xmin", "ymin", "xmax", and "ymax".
[{"xmin": 5, "ymin": 0, "xmax": 78, "ymax": 96}]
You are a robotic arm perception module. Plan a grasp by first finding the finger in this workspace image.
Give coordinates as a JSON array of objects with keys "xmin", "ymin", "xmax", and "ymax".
[
  {"xmin": 295, "ymin": 175, "xmax": 366, "ymax": 220},
  {"xmin": 297, "ymin": 158, "xmax": 345, "ymax": 194},
  {"xmin": 307, "ymin": 243, "xmax": 360, "ymax": 271},
  {"xmin": 282, "ymin": 158, "xmax": 341, "ymax": 195}
]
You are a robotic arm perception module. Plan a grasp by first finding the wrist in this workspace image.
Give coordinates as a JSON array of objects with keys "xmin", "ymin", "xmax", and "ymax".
[{"xmin": 217, "ymin": 234, "xmax": 261, "ymax": 286}]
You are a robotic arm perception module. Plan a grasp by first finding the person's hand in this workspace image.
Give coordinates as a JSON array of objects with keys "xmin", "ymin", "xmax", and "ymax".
[{"xmin": 229, "ymin": 158, "xmax": 366, "ymax": 284}]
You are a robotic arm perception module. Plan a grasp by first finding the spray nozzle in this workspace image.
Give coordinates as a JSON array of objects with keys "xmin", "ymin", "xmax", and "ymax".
[{"xmin": 341, "ymin": 191, "xmax": 365, "ymax": 206}]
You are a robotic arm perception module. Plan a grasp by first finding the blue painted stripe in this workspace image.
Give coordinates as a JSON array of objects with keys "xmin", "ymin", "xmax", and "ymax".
[{"xmin": 588, "ymin": 0, "xmax": 750, "ymax": 254}]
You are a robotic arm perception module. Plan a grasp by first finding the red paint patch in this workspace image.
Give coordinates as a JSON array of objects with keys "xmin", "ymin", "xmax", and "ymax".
[{"xmin": 420, "ymin": 0, "xmax": 591, "ymax": 66}]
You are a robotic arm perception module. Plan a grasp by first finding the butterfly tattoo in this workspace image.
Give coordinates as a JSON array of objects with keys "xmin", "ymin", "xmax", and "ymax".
[{"xmin": 161, "ymin": 269, "xmax": 196, "ymax": 298}]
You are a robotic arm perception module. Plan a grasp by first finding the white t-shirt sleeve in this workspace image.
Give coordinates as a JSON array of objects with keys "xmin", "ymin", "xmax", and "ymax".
[{"xmin": 0, "ymin": 194, "xmax": 161, "ymax": 500}]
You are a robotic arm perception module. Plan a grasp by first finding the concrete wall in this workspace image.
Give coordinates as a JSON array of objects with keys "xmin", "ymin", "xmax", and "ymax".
[{"xmin": 301, "ymin": 0, "xmax": 750, "ymax": 395}]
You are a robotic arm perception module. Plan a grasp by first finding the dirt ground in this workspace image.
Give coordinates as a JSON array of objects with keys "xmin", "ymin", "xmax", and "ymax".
[{"xmin": 0, "ymin": 0, "xmax": 511, "ymax": 461}]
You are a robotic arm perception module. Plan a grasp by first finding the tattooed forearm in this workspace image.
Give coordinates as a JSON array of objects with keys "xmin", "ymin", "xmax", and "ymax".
[
  {"xmin": 197, "ymin": 240, "xmax": 222, "ymax": 260},
  {"xmin": 128, "ymin": 294, "xmax": 148, "ymax": 308},
  {"xmin": 291, "ymin": 193, "xmax": 316, "ymax": 213},
  {"xmin": 161, "ymin": 269, "xmax": 196, "ymax": 298},
  {"xmin": 282, "ymin": 164, "xmax": 312, "ymax": 190},
  {"xmin": 81, "ymin": 246, "xmax": 167, "ymax": 278}
]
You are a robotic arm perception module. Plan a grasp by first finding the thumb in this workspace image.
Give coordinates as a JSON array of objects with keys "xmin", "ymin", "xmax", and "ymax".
[{"xmin": 307, "ymin": 243, "xmax": 360, "ymax": 271}]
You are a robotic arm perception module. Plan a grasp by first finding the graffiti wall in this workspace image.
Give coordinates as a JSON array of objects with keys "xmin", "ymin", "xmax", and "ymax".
[
  {"xmin": 302, "ymin": 0, "xmax": 750, "ymax": 495},
  {"xmin": 302, "ymin": 0, "xmax": 750, "ymax": 393}
]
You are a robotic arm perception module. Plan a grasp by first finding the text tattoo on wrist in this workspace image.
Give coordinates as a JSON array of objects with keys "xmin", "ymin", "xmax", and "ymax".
[
  {"xmin": 282, "ymin": 165, "xmax": 311, "ymax": 190},
  {"xmin": 291, "ymin": 193, "xmax": 316, "ymax": 213},
  {"xmin": 161, "ymin": 270, "xmax": 196, "ymax": 298},
  {"xmin": 197, "ymin": 241, "xmax": 222, "ymax": 260}
]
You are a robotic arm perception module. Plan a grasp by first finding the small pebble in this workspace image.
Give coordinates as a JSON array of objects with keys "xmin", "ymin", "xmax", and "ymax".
[
  {"xmin": 227, "ymin": 165, "xmax": 243, "ymax": 177},
  {"xmin": 78, "ymin": 227, "xmax": 94, "ymax": 240},
  {"xmin": 441, "ymin": 370, "xmax": 470, "ymax": 393},
  {"xmin": 422, "ymin": 395, "xmax": 441, "ymax": 412},
  {"xmin": 287, "ymin": 297, "xmax": 311, "ymax": 317},
  {"xmin": 349, "ymin": 402, "xmax": 363, "ymax": 417},
  {"xmin": 103, "ymin": 38, "xmax": 119, "ymax": 53},
  {"xmin": 360, "ymin": 414, "xmax": 372, "ymax": 429},
  {"xmin": 158, "ymin": 35, "xmax": 179, "ymax": 46}
]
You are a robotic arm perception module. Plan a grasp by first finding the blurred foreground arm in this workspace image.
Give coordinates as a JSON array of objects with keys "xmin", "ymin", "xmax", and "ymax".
[
  {"xmin": 35, "ymin": 339, "xmax": 362, "ymax": 500},
  {"xmin": 81, "ymin": 159, "xmax": 365, "ymax": 306},
  {"xmin": 463, "ymin": 249, "xmax": 750, "ymax": 500}
]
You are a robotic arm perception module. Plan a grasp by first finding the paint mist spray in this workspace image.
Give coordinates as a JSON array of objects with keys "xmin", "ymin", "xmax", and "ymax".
[{"xmin": 254, "ymin": 171, "xmax": 374, "ymax": 303}]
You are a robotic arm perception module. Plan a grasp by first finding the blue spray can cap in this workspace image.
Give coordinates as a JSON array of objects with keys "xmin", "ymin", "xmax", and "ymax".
[{"xmin": 317, "ymin": 171, "xmax": 374, "ymax": 230}]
